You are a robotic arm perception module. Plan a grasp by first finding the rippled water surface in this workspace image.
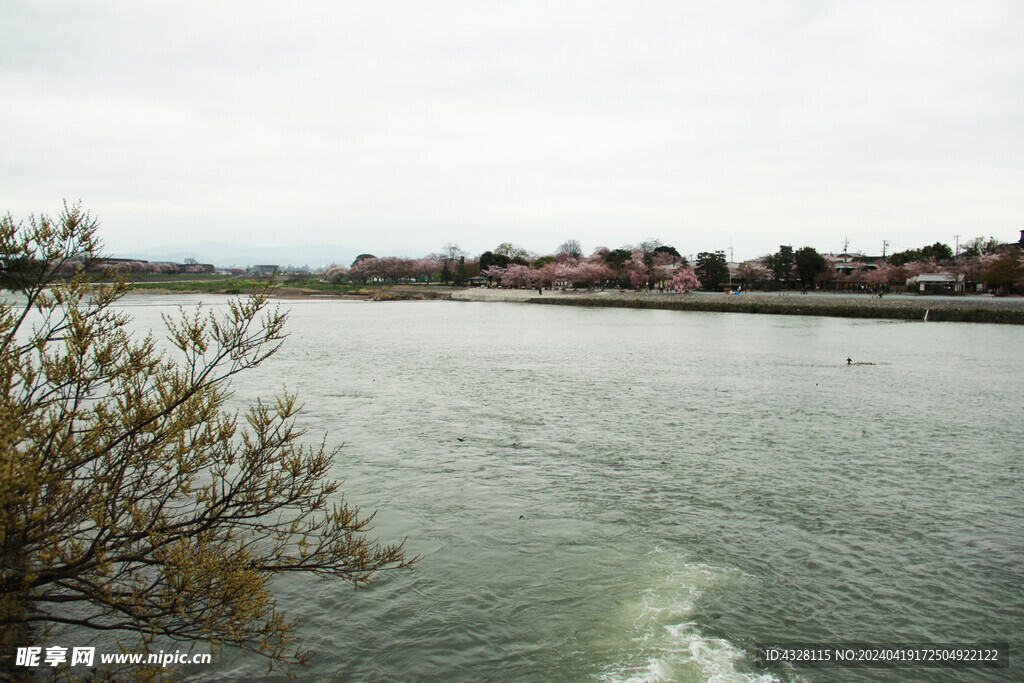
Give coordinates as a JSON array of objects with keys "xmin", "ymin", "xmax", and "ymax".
[{"xmin": 120, "ymin": 296, "xmax": 1022, "ymax": 682}]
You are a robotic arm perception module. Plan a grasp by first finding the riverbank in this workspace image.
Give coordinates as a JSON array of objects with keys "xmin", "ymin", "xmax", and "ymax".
[
  {"xmin": 450, "ymin": 288, "xmax": 1024, "ymax": 324},
  {"xmin": 123, "ymin": 282, "xmax": 1024, "ymax": 324}
]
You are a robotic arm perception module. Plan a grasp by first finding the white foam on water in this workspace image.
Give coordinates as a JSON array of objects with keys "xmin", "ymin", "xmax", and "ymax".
[{"xmin": 594, "ymin": 553, "xmax": 780, "ymax": 683}]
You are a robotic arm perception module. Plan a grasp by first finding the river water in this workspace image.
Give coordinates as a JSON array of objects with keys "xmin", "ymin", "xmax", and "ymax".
[{"xmin": 119, "ymin": 296, "xmax": 1021, "ymax": 681}]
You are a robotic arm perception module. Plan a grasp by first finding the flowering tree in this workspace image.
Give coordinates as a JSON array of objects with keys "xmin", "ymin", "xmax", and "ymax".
[
  {"xmin": 501, "ymin": 264, "xmax": 536, "ymax": 288},
  {"xmin": 902, "ymin": 259, "xmax": 946, "ymax": 278},
  {"xmin": 573, "ymin": 261, "xmax": 615, "ymax": 289},
  {"xmin": 669, "ymin": 268, "xmax": 701, "ymax": 292},
  {"xmin": 406, "ymin": 256, "xmax": 436, "ymax": 282},
  {"xmin": 626, "ymin": 270, "xmax": 645, "ymax": 289},
  {"xmin": 652, "ymin": 251, "xmax": 679, "ymax": 268},
  {"xmin": 626, "ymin": 249, "xmax": 649, "ymax": 290},
  {"xmin": 324, "ymin": 265, "xmax": 349, "ymax": 283},
  {"xmin": 952, "ymin": 253, "xmax": 1000, "ymax": 286},
  {"xmin": 348, "ymin": 256, "xmax": 430, "ymax": 283},
  {"xmin": 836, "ymin": 265, "xmax": 867, "ymax": 286},
  {"xmin": 863, "ymin": 263, "xmax": 896, "ymax": 288},
  {"xmin": 736, "ymin": 260, "xmax": 769, "ymax": 287},
  {"xmin": 424, "ymin": 255, "xmax": 446, "ymax": 282},
  {"xmin": 535, "ymin": 262, "xmax": 561, "ymax": 288},
  {"xmin": 348, "ymin": 257, "xmax": 378, "ymax": 282},
  {"xmin": 549, "ymin": 263, "xmax": 574, "ymax": 286},
  {"xmin": 482, "ymin": 265, "xmax": 506, "ymax": 284}
]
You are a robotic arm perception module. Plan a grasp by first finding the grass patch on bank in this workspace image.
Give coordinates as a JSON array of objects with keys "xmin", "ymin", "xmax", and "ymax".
[
  {"xmin": 132, "ymin": 279, "xmax": 267, "ymax": 294},
  {"xmin": 105, "ymin": 272, "xmax": 235, "ymax": 283},
  {"xmin": 129, "ymin": 278, "xmax": 455, "ymax": 300},
  {"xmin": 282, "ymin": 280, "xmax": 453, "ymax": 299}
]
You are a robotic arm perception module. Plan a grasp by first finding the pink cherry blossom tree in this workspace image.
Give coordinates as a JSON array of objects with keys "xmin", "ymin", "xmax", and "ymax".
[
  {"xmin": 735, "ymin": 260, "xmax": 769, "ymax": 288},
  {"xmin": 482, "ymin": 265, "xmax": 506, "ymax": 284},
  {"xmin": 324, "ymin": 265, "xmax": 349, "ymax": 283},
  {"xmin": 902, "ymin": 259, "xmax": 945, "ymax": 279},
  {"xmin": 501, "ymin": 264, "xmax": 535, "ymax": 288},
  {"xmin": 535, "ymin": 262, "xmax": 560, "ymax": 288},
  {"xmin": 574, "ymin": 261, "xmax": 615, "ymax": 289},
  {"xmin": 669, "ymin": 268, "xmax": 701, "ymax": 292},
  {"xmin": 411, "ymin": 256, "xmax": 440, "ymax": 282},
  {"xmin": 626, "ymin": 249, "xmax": 650, "ymax": 290},
  {"xmin": 952, "ymin": 253, "xmax": 999, "ymax": 286},
  {"xmin": 864, "ymin": 263, "xmax": 896, "ymax": 288}
]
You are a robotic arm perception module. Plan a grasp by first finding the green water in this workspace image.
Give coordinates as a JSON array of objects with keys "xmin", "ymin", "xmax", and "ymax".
[{"xmin": 125, "ymin": 297, "xmax": 1022, "ymax": 681}]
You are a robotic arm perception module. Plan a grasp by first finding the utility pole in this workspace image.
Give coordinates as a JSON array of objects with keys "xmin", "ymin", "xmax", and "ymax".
[
  {"xmin": 955, "ymin": 234, "xmax": 959, "ymax": 258},
  {"xmin": 882, "ymin": 240, "xmax": 889, "ymax": 262},
  {"xmin": 729, "ymin": 238, "xmax": 734, "ymax": 288}
]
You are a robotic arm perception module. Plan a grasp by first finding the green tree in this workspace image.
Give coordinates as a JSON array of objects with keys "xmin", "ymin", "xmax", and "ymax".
[
  {"xmin": 694, "ymin": 251, "xmax": 729, "ymax": 291},
  {"xmin": 603, "ymin": 248, "xmax": 632, "ymax": 269},
  {"xmin": 768, "ymin": 245, "xmax": 795, "ymax": 287},
  {"xmin": 980, "ymin": 255, "xmax": 1024, "ymax": 294},
  {"xmin": 794, "ymin": 246, "xmax": 827, "ymax": 287},
  {"xmin": 921, "ymin": 242, "xmax": 954, "ymax": 261},
  {"xmin": 889, "ymin": 242, "xmax": 954, "ymax": 265},
  {"xmin": 961, "ymin": 236, "xmax": 1002, "ymax": 258},
  {"xmin": 479, "ymin": 250, "xmax": 510, "ymax": 271},
  {"xmin": 887, "ymin": 249, "xmax": 919, "ymax": 266},
  {"xmin": 0, "ymin": 204, "xmax": 413, "ymax": 674},
  {"xmin": 653, "ymin": 245, "xmax": 681, "ymax": 261},
  {"xmin": 351, "ymin": 253, "xmax": 376, "ymax": 267}
]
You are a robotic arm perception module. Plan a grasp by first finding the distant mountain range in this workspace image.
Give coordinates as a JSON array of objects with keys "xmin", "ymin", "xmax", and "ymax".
[{"xmin": 111, "ymin": 242, "xmax": 370, "ymax": 269}]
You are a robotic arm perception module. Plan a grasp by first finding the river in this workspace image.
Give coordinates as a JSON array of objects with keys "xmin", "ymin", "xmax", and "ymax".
[{"xmin": 119, "ymin": 296, "xmax": 1022, "ymax": 681}]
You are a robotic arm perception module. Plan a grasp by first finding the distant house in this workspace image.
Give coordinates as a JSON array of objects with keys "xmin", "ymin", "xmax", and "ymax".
[
  {"xmin": 907, "ymin": 273, "xmax": 965, "ymax": 293},
  {"xmin": 830, "ymin": 252, "xmax": 883, "ymax": 276},
  {"xmin": 249, "ymin": 265, "xmax": 278, "ymax": 277},
  {"xmin": 830, "ymin": 251, "xmax": 860, "ymax": 276}
]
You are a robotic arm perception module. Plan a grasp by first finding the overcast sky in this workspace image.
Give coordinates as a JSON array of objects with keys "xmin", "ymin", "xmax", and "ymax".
[{"xmin": 2, "ymin": 1, "xmax": 1022, "ymax": 263}]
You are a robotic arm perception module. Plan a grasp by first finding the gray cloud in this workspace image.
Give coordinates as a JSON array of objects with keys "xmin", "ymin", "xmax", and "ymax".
[{"xmin": 2, "ymin": 0, "xmax": 1022, "ymax": 261}]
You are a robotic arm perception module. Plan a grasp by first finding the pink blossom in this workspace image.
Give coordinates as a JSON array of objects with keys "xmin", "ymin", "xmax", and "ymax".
[
  {"xmin": 669, "ymin": 268, "xmax": 701, "ymax": 291},
  {"xmin": 500, "ymin": 264, "xmax": 536, "ymax": 288},
  {"xmin": 628, "ymin": 269, "xmax": 648, "ymax": 289}
]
